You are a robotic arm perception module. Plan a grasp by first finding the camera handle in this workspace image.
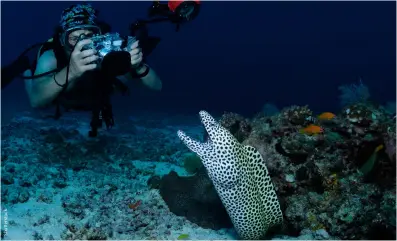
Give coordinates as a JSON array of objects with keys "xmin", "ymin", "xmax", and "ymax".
[{"xmin": 131, "ymin": 15, "xmax": 184, "ymax": 33}]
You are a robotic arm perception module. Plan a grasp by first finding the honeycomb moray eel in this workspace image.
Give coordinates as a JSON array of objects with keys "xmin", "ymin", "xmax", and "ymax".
[{"xmin": 177, "ymin": 110, "xmax": 283, "ymax": 240}]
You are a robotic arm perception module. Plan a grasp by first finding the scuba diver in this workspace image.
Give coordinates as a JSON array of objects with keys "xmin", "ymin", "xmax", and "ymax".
[
  {"xmin": 26, "ymin": 3, "xmax": 162, "ymax": 137},
  {"xmin": 2, "ymin": 1, "xmax": 201, "ymax": 137},
  {"xmin": 26, "ymin": 4, "xmax": 162, "ymax": 108}
]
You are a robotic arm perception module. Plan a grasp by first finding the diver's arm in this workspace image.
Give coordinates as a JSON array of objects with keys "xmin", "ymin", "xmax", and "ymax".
[
  {"xmin": 136, "ymin": 64, "xmax": 162, "ymax": 91},
  {"xmin": 117, "ymin": 64, "xmax": 162, "ymax": 91},
  {"xmin": 26, "ymin": 50, "xmax": 78, "ymax": 108}
]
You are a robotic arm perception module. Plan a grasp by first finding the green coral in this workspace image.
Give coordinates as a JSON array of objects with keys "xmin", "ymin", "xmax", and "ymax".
[
  {"xmin": 306, "ymin": 212, "xmax": 325, "ymax": 231},
  {"xmin": 325, "ymin": 132, "xmax": 343, "ymax": 143},
  {"xmin": 182, "ymin": 153, "xmax": 203, "ymax": 174}
]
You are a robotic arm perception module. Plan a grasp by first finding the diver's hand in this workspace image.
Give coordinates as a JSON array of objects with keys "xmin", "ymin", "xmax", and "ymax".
[
  {"xmin": 69, "ymin": 39, "xmax": 99, "ymax": 79},
  {"xmin": 129, "ymin": 40, "xmax": 143, "ymax": 69}
]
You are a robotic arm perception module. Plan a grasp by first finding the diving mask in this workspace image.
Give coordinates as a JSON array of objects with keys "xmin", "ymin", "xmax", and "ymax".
[{"xmin": 60, "ymin": 25, "xmax": 102, "ymax": 49}]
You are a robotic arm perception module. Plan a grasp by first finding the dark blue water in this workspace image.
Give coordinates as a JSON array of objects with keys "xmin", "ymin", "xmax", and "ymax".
[{"xmin": 1, "ymin": 1, "xmax": 395, "ymax": 122}]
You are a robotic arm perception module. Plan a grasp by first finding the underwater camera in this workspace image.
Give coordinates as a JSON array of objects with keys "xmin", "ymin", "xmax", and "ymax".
[
  {"xmin": 78, "ymin": 32, "xmax": 137, "ymax": 76},
  {"xmin": 79, "ymin": 33, "xmax": 136, "ymax": 63}
]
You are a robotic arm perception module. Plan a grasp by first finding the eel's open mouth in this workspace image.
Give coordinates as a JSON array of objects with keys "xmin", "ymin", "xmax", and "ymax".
[
  {"xmin": 201, "ymin": 119, "xmax": 211, "ymax": 143},
  {"xmin": 199, "ymin": 113, "xmax": 213, "ymax": 143},
  {"xmin": 202, "ymin": 125, "xmax": 210, "ymax": 143},
  {"xmin": 198, "ymin": 110, "xmax": 217, "ymax": 144}
]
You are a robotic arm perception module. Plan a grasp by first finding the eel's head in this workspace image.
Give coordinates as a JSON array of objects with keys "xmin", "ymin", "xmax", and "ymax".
[
  {"xmin": 177, "ymin": 110, "xmax": 241, "ymax": 188},
  {"xmin": 177, "ymin": 110, "xmax": 238, "ymax": 155}
]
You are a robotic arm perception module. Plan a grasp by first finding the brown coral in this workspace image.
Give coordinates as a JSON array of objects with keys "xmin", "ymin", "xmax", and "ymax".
[
  {"xmin": 280, "ymin": 105, "xmax": 313, "ymax": 126},
  {"xmin": 219, "ymin": 112, "xmax": 252, "ymax": 142},
  {"xmin": 341, "ymin": 103, "xmax": 388, "ymax": 128}
]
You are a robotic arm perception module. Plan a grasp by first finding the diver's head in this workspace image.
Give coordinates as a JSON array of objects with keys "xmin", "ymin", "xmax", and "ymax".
[{"xmin": 58, "ymin": 3, "xmax": 101, "ymax": 52}]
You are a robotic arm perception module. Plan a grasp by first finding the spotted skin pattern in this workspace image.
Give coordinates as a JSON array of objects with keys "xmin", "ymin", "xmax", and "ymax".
[{"xmin": 177, "ymin": 110, "xmax": 283, "ymax": 240}]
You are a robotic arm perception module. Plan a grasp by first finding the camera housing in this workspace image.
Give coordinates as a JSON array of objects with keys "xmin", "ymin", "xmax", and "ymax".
[
  {"xmin": 79, "ymin": 32, "xmax": 136, "ymax": 64},
  {"xmin": 78, "ymin": 32, "xmax": 137, "ymax": 76}
]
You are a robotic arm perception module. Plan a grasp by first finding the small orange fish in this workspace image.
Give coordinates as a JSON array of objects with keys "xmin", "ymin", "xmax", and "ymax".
[
  {"xmin": 299, "ymin": 124, "xmax": 324, "ymax": 135},
  {"xmin": 128, "ymin": 200, "xmax": 141, "ymax": 210},
  {"xmin": 318, "ymin": 112, "xmax": 336, "ymax": 120}
]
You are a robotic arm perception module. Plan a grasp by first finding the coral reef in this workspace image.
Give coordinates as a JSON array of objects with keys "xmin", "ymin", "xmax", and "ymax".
[
  {"xmin": 217, "ymin": 102, "xmax": 396, "ymax": 239},
  {"xmin": 218, "ymin": 112, "xmax": 252, "ymax": 142},
  {"xmin": 1, "ymin": 87, "xmax": 395, "ymax": 240}
]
